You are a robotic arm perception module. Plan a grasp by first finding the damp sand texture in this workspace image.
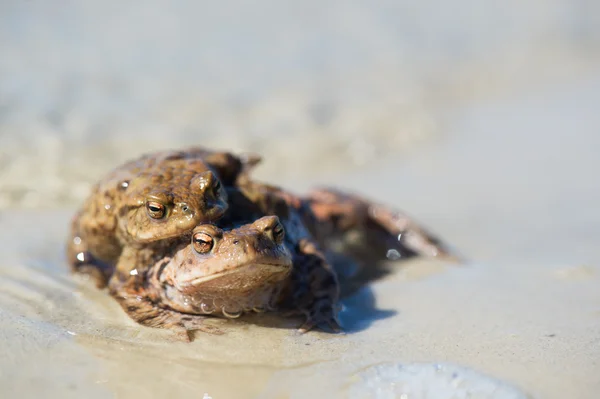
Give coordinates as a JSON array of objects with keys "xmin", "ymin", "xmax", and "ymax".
[{"xmin": 1, "ymin": 1, "xmax": 600, "ymax": 398}]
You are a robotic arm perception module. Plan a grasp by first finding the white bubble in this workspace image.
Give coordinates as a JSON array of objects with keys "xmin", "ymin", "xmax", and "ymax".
[{"xmin": 349, "ymin": 362, "xmax": 530, "ymax": 399}]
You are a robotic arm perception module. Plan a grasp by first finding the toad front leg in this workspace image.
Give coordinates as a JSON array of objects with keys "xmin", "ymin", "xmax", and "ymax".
[
  {"xmin": 281, "ymin": 238, "xmax": 342, "ymax": 333},
  {"xmin": 305, "ymin": 188, "xmax": 455, "ymax": 262},
  {"xmin": 108, "ymin": 250, "xmax": 223, "ymax": 341},
  {"xmin": 110, "ymin": 288, "xmax": 223, "ymax": 342},
  {"xmin": 67, "ymin": 212, "xmax": 115, "ymax": 289}
]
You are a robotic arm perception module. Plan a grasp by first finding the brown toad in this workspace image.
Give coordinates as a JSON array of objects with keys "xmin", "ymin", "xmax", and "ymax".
[
  {"xmin": 71, "ymin": 147, "xmax": 452, "ymax": 339},
  {"xmin": 218, "ymin": 181, "xmax": 451, "ymax": 332},
  {"xmin": 67, "ymin": 148, "xmax": 256, "ymax": 287},
  {"xmin": 111, "ymin": 216, "xmax": 295, "ymax": 341},
  {"xmin": 108, "ymin": 179, "xmax": 451, "ymax": 340}
]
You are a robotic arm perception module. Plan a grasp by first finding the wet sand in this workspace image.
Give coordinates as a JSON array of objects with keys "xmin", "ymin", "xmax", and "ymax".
[
  {"xmin": 2, "ymin": 75, "xmax": 600, "ymax": 398},
  {"xmin": 2, "ymin": 2, "xmax": 600, "ymax": 398}
]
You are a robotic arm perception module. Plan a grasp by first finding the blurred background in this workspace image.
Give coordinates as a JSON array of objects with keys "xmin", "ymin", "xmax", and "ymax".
[
  {"xmin": 2, "ymin": 4, "xmax": 600, "ymax": 397},
  {"xmin": 1, "ymin": 0, "xmax": 599, "ymax": 208}
]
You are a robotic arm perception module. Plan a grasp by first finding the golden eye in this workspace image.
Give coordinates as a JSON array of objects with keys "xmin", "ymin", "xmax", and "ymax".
[
  {"xmin": 146, "ymin": 201, "xmax": 166, "ymax": 219},
  {"xmin": 193, "ymin": 232, "xmax": 214, "ymax": 254},
  {"xmin": 272, "ymin": 222, "xmax": 285, "ymax": 244}
]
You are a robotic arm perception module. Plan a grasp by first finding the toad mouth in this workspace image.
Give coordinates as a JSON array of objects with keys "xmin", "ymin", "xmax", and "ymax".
[{"xmin": 185, "ymin": 261, "xmax": 292, "ymax": 286}]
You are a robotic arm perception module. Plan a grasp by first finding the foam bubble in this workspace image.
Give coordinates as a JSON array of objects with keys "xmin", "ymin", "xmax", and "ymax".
[{"xmin": 349, "ymin": 362, "xmax": 530, "ymax": 399}]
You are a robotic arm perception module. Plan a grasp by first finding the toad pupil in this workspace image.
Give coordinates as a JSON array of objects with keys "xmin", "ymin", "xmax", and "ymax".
[
  {"xmin": 146, "ymin": 202, "xmax": 166, "ymax": 218},
  {"xmin": 193, "ymin": 233, "xmax": 214, "ymax": 253},
  {"xmin": 148, "ymin": 204, "xmax": 162, "ymax": 213}
]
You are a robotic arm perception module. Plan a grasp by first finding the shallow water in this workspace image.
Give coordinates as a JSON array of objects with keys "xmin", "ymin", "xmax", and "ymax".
[
  {"xmin": 2, "ymin": 75, "xmax": 600, "ymax": 398},
  {"xmin": 0, "ymin": 210, "xmax": 527, "ymax": 398}
]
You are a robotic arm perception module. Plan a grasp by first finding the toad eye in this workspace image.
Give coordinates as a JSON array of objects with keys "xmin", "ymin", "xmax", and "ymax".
[
  {"xmin": 272, "ymin": 223, "xmax": 285, "ymax": 244},
  {"xmin": 146, "ymin": 201, "xmax": 166, "ymax": 219},
  {"xmin": 192, "ymin": 232, "xmax": 214, "ymax": 254}
]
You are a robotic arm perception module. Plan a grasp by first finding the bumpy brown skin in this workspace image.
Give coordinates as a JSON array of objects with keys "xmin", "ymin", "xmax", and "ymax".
[
  {"xmin": 303, "ymin": 187, "xmax": 453, "ymax": 261},
  {"xmin": 215, "ymin": 180, "xmax": 452, "ymax": 335},
  {"xmin": 110, "ymin": 216, "xmax": 293, "ymax": 341},
  {"xmin": 67, "ymin": 148, "xmax": 256, "ymax": 288},
  {"xmin": 219, "ymin": 182, "xmax": 343, "ymax": 333},
  {"xmin": 113, "ymin": 179, "xmax": 452, "ymax": 339},
  {"xmin": 72, "ymin": 146, "xmax": 452, "ymax": 339}
]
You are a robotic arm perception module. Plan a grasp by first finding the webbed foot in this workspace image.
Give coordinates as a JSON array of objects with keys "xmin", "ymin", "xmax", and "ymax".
[
  {"xmin": 67, "ymin": 214, "xmax": 115, "ymax": 288},
  {"xmin": 110, "ymin": 275, "xmax": 224, "ymax": 342},
  {"xmin": 67, "ymin": 237, "xmax": 112, "ymax": 289},
  {"xmin": 297, "ymin": 303, "xmax": 343, "ymax": 334},
  {"xmin": 283, "ymin": 238, "xmax": 342, "ymax": 334},
  {"xmin": 173, "ymin": 317, "xmax": 225, "ymax": 342},
  {"xmin": 73, "ymin": 261, "xmax": 111, "ymax": 289}
]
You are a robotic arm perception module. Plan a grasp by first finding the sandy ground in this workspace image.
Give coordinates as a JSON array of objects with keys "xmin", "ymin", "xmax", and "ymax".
[
  {"xmin": 2, "ymin": 76, "xmax": 600, "ymax": 398},
  {"xmin": 1, "ymin": 1, "xmax": 600, "ymax": 398}
]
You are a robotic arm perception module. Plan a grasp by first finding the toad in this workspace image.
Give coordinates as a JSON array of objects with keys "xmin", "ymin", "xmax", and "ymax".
[
  {"xmin": 111, "ymin": 216, "xmax": 294, "ymax": 340},
  {"xmin": 71, "ymin": 147, "xmax": 452, "ymax": 339},
  {"xmin": 67, "ymin": 148, "xmax": 257, "ymax": 288},
  {"xmin": 108, "ymin": 180, "xmax": 450, "ymax": 340}
]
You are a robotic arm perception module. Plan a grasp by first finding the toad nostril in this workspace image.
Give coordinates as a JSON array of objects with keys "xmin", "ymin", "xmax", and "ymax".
[
  {"xmin": 256, "ymin": 216, "xmax": 280, "ymax": 232},
  {"xmin": 233, "ymin": 239, "xmax": 240, "ymax": 245},
  {"xmin": 271, "ymin": 222, "xmax": 285, "ymax": 244}
]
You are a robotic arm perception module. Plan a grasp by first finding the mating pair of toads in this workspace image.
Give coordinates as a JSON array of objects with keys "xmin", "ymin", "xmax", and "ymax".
[{"xmin": 67, "ymin": 147, "xmax": 450, "ymax": 341}]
